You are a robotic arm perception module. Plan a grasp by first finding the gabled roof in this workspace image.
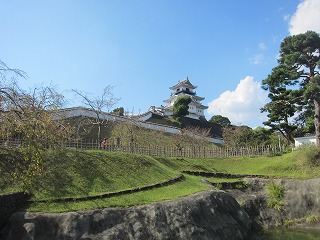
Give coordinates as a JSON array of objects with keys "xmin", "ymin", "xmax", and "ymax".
[{"xmin": 169, "ymin": 77, "xmax": 197, "ymax": 90}]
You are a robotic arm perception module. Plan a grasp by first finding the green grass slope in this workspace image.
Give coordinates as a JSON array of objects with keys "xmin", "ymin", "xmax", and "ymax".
[
  {"xmin": 0, "ymin": 149, "xmax": 178, "ymax": 200},
  {"xmin": 155, "ymin": 149, "xmax": 320, "ymax": 178},
  {"xmin": 1, "ymin": 146, "xmax": 320, "ymax": 212}
]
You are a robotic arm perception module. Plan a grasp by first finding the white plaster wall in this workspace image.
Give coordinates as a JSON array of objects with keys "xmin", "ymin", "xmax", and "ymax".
[
  {"xmin": 294, "ymin": 136, "xmax": 316, "ymax": 148},
  {"xmin": 56, "ymin": 107, "xmax": 224, "ymax": 144}
]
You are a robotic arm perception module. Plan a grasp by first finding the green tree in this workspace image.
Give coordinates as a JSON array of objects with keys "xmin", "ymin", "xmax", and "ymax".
[
  {"xmin": 250, "ymin": 127, "xmax": 273, "ymax": 146},
  {"xmin": 294, "ymin": 105, "xmax": 315, "ymax": 137},
  {"xmin": 111, "ymin": 107, "xmax": 124, "ymax": 116},
  {"xmin": 209, "ymin": 115, "xmax": 231, "ymax": 128},
  {"xmin": 173, "ymin": 96, "xmax": 191, "ymax": 121},
  {"xmin": 261, "ymin": 67, "xmax": 298, "ymax": 144},
  {"xmin": 278, "ymin": 31, "xmax": 320, "ymax": 146}
]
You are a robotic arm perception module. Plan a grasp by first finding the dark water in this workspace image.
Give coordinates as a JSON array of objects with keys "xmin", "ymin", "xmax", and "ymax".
[{"xmin": 261, "ymin": 228, "xmax": 320, "ymax": 240}]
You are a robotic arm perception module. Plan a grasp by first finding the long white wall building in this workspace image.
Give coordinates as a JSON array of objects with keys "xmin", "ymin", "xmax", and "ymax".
[{"xmin": 55, "ymin": 107, "xmax": 224, "ymax": 144}]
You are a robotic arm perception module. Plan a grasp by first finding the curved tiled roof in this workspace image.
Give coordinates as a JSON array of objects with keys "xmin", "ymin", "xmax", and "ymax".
[{"xmin": 169, "ymin": 77, "xmax": 197, "ymax": 90}]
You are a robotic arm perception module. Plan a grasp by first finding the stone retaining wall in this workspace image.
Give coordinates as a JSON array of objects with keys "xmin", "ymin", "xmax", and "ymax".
[
  {"xmin": 0, "ymin": 192, "xmax": 30, "ymax": 238},
  {"xmin": 182, "ymin": 170, "xmax": 267, "ymax": 179}
]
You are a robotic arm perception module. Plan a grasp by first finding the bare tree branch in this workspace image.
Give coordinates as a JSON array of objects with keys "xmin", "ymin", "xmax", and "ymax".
[
  {"xmin": 72, "ymin": 85, "xmax": 120, "ymax": 140},
  {"xmin": 0, "ymin": 59, "xmax": 27, "ymax": 80}
]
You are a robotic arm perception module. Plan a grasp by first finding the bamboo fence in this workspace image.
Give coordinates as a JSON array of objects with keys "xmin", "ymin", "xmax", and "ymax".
[{"xmin": 0, "ymin": 138, "xmax": 281, "ymax": 158}]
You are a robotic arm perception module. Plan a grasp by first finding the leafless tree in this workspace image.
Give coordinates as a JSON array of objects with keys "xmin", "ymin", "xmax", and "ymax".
[
  {"xmin": 0, "ymin": 60, "xmax": 27, "ymax": 113},
  {"xmin": 0, "ymin": 59, "xmax": 27, "ymax": 81},
  {"xmin": 0, "ymin": 83, "xmax": 74, "ymax": 189},
  {"xmin": 73, "ymin": 85, "xmax": 120, "ymax": 141}
]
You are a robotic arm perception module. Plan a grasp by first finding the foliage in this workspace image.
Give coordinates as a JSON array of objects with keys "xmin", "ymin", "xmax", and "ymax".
[
  {"xmin": 261, "ymin": 66, "xmax": 299, "ymax": 144},
  {"xmin": 111, "ymin": 107, "xmax": 124, "ymax": 116},
  {"xmin": 235, "ymin": 182, "xmax": 248, "ymax": 190},
  {"xmin": 0, "ymin": 62, "xmax": 74, "ymax": 190},
  {"xmin": 209, "ymin": 115, "xmax": 231, "ymax": 128},
  {"xmin": 223, "ymin": 125, "xmax": 267, "ymax": 147},
  {"xmin": 250, "ymin": 127, "xmax": 273, "ymax": 145},
  {"xmin": 306, "ymin": 215, "xmax": 320, "ymax": 224},
  {"xmin": 294, "ymin": 108, "xmax": 315, "ymax": 137},
  {"xmin": 283, "ymin": 215, "xmax": 320, "ymax": 227},
  {"xmin": 172, "ymin": 96, "xmax": 191, "ymax": 121},
  {"xmin": 266, "ymin": 182, "xmax": 285, "ymax": 211},
  {"xmin": 301, "ymin": 145, "xmax": 320, "ymax": 167},
  {"xmin": 262, "ymin": 31, "xmax": 320, "ymax": 145},
  {"xmin": 167, "ymin": 115, "xmax": 183, "ymax": 127},
  {"xmin": 0, "ymin": 86, "xmax": 73, "ymax": 188},
  {"xmin": 222, "ymin": 125, "xmax": 287, "ymax": 148}
]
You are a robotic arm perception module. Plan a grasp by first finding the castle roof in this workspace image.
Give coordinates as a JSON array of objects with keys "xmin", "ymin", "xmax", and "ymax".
[{"xmin": 169, "ymin": 77, "xmax": 197, "ymax": 90}]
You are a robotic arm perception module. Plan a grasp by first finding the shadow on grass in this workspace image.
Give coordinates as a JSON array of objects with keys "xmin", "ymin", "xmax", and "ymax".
[
  {"xmin": 1, "ymin": 148, "xmax": 182, "ymax": 202},
  {"xmin": 34, "ymin": 149, "xmax": 113, "ymax": 200}
]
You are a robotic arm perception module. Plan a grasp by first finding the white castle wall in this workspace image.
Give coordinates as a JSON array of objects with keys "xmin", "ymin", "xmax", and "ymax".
[{"xmin": 56, "ymin": 107, "xmax": 224, "ymax": 144}]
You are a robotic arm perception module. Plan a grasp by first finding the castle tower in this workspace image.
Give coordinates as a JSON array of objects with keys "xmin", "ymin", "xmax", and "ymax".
[{"xmin": 163, "ymin": 77, "xmax": 208, "ymax": 119}]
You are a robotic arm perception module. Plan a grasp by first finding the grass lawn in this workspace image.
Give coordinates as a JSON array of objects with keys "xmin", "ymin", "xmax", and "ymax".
[
  {"xmin": 1, "ymin": 146, "xmax": 320, "ymax": 212},
  {"xmin": 155, "ymin": 148, "xmax": 320, "ymax": 178},
  {"xmin": 27, "ymin": 174, "xmax": 211, "ymax": 212}
]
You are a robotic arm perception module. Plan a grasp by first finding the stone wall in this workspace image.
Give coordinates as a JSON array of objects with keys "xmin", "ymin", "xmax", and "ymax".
[
  {"xmin": 2, "ymin": 191, "xmax": 256, "ymax": 240},
  {"xmin": 0, "ymin": 192, "xmax": 30, "ymax": 238},
  {"xmin": 228, "ymin": 178, "xmax": 320, "ymax": 229},
  {"xmin": 3, "ymin": 178, "xmax": 320, "ymax": 239}
]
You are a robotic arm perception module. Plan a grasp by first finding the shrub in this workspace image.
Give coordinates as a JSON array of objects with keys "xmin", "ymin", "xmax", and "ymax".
[
  {"xmin": 306, "ymin": 215, "xmax": 320, "ymax": 224},
  {"xmin": 266, "ymin": 182, "xmax": 284, "ymax": 211},
  {"xmin": 215, "ymin": 183, "xmax": 222, "ymax": 190},
  {"xmin": 235, "ymin": 182, "xmax": 248, "ymax": 190},
  {"xmin": 303, "ymin": 145, "xmax": 320, "ymax": 167}
]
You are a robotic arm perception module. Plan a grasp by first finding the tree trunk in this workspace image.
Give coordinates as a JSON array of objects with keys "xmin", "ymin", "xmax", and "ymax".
[
  {"xmin": 98, "ymin": 124, "xmax": 101, "ymax": 142},
  {"xmin": 314, "ymin": 99, "xmax": 320, "ymax": 146}
]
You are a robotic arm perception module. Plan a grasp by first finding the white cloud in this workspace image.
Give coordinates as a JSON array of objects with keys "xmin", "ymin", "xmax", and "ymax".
[
  {"xmin": 207, "ymin": 76, "xmax": 268, "ymax": 127},
  {"xmin": 249, "ymin": 53, "xmax": 264, "ymax": 65},
  {"xmin": 289, "ymin": 0, "xmax": 320, "ymax": 35},
  {"xmin": 259, "ymin": 42, "xmax": 266, "ymax": 50}
]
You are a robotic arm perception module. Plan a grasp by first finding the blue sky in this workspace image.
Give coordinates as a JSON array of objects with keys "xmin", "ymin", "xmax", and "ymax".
[{"xmin": 1, "ymin": 0, "xmax": 320, "ymax": 127}]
